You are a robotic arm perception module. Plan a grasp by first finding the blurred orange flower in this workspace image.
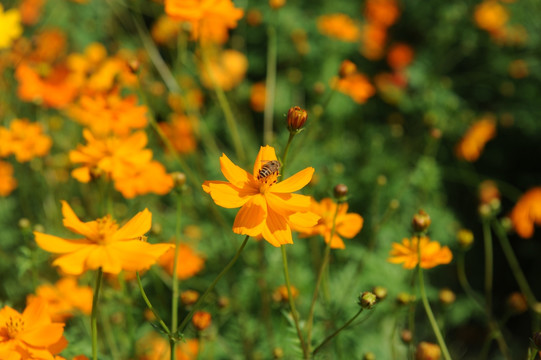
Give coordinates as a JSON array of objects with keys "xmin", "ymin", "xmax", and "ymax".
[
  {"xmin": 250, "ymin": 82, "xmax": 266, "ymax": 112},
  {"xmin": 317, "ymin": 14, "xmax": 360, "ymax": 42},
  {"xmin": 203, "ymin": 146, "xmax": 319, "ymax": 246},
  {"xmin": 30, "ymin": 29, "xmax": 67, "ymax": 64},
  {"xmin": 0, "ymin": 298, "xmax": 66, "ymax": 360},
  {"xmin": 387, "ymin": 43, "xmax": 414, "ymax": 70},
  {"xmin": 360, "ymin": 23, "xmax": 387, "ymax": 60},
  {"xmin": 0, "ymin": 5, "xmax": 23, "ymax": 49},
  {"xmin": 165, "ymin": 0, "xmax": 244, "ymax": 44},
  {"xmin": 159, "ymin": 114, "xmax": 197, "ymax": 154},
  {"xmin": 272, "ymin": 284, "xmax": 299, "ymax": 303},
  {"xmin": 510, "ymin": 187, "xmax": 541, "ymax": 239},
  {"xmin": 0, "ymin": 161, "xmax": 17, "ymax": 196},
  {"xmin": 15, "ymin": 63, "xmax": 79, "ymax": 108},
  {"xmin": 415, "ymin": 342, "xmax": 441, "ymax": 360},
  {"xmin": 364, "ymin": 0, "xmax": 400, "ymax": 28},
  {"xmin": 68, "ymin": 92, "xmax": 148, "ymax": 137},
  {"xmin": 0, "ymin": 119, "xmax": 52, "ymax": 162},
  {"xmin": 335, "ymin": 72, "xmax": 375, "ymax": 104},
  {"xmin": 26, "ymin": 278, "xmax": 93, "ymax": 322},
  {"xmin": 114, "ymin": 160, "xmax": 174, "ymax": 199},
  {"xmin": 158, "ymin": 243, "xmax": 205, "ymax": 280},
  {"xmin": 388, "ymin": 236, "xmax": 453, "ymax": 269},
  {"xmin": 199, "ymin": 49, "xmax": 248, "ymax": 90},
  {"xmin": 293, "ymin": 198, "xmax": 363, "ymax": 249},
  {"xmin": 34, "ymin": 201, "xmax": 172, "ymax": 275},
  {"xmin": 137, "ymin": 333, "xmax": 199, "ymax": 360},
  {"xmin": 455, "ymin": 117, "xmax": 496, "ymax": 162},
  {"xmin": 19, "ymin": 0, "xmax": 45, "ymax": 25},
  {"xmin": 151, "ymin": 15, "xmax": 181, "ymax": 45},
  {"xmin": 474, "ymin": 0, "xmax": 508, "ymax": 33},
  {"xmin": 192, "ymin": 311, "xmax": 211, "ymax": 331}
]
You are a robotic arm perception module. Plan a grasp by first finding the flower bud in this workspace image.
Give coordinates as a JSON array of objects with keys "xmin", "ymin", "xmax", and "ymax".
[
  {"xmin": 438, "ymin": 288, "xmax": 456, "ymax": 305},
  {"xmin": 415, "ymin": 342, "xmax": 441, "ymax": 360},
  {"xmin": 273, "ymin": 347, "xmax": 284, "ymax": 359},
  {"xmin": 180, "ymin": 290, "xmax": 199, "ymax": 306},
  {"xmin": 339, "ymin": 60, "xmax": 357, "ymax": 78},
  {"xmin": 333, "ymin": 184, "xmax": 348, "ymax": 202},
  {"xmin": 457, "ymin": 229, "xmax": 474, "ymax": 249},
  {"xmin": 507, "ymin": 292, "xmax": 527, "ymax": 314},
  {"xmin": 272, "ymin": 285, "xmax": 299, "ymax": 303},
  {"xmin": 171, "ymin": 172, "xmax": 187, "ymax": 188},
  {"xmin": 363, "ymin": 352, "xmax": 376, "ymax": 360},
  {"xmin": 358, "ymin": 291, "xmax": 377, "ymax": 309},
  {"xmin": 372, "ymin": 286, "xmax": 388, "ymax": 301},
  {"xmin": 287, "ymin": 106, "xmax": 307, "ymax": 133},
  {"xmin": 412, "ymin": 210, "xmax": 431, "ymax": 233},
  {"xmin": 192, "ymin": 311, "xmax": 212, "ymax": 331},
  {"xmin": 400, "ymin": 329, "xmax": 413, "ymax": 343},
  {"xmin": 18, "ymin": 218, "xmax": 31, "ymax": 230},
  {"xmin": 218, "ymin": 296, "xmax": 230, "ymax": 309},
  {"xmin": 269, "ymin": 0, "xmax": 286, "ymax": 9},
  {"xmin": 533, "ymin": 332, "xmax": 541, "ymax": 349},
  {"xmin": 397, "ymin": 292, "xmax": 415, "ymax": 305}
]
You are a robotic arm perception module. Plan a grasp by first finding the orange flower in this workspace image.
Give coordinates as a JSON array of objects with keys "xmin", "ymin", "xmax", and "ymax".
[
  {"xmin": 191, "ymin": 311, "xmax": 211, "ymax": 331},
  {"xmin": 69, "ymin": 130, "xmax": 152, "ymax": 183},
  {"xmin": 158, "ymin": 243, "xmax": 205, "ymax": 280},
  {"xmin": 455, "ymin": 117, "xmax": 496, "ymax": 162},
  {"xmin": 0, "ymin": 161, "xmax": 17, "ymax": 196},
  {"xmin": 272, "ymin": 284, "xmax": 299, "ymax": 303},
  {"xmin": 474, "ymin": 0, "xmax": 508, "ymax": 33},
  {"xmin": 335, "ymin": 72, "xmax": 376, "ymax": 104},
  {"xmin": 360, "ymin": 23, "xmax": 387, "ymax": 60},
  {"xmin": 151, "ymin": 15, "xmax": 181, "ymax": 45},
  {"xmin": 26, "ymin": 278, "xmax": 93, "ymax": 322},
  {"xmin": 293, "ymin": 198, "xmax": 363, "ymax": 249},
  {"xmin": 364, "ymin": 0, "xmax": 400, "ymax": 28},
  {"xmin": 250, "ymin": 82, "xmax": 266, "ymax": 112},
  {"xmin": 137, "ymin": 333, "xmax": 199, "ymax": 360},
  {"xmin": 374, "ymin": 71, "xmax": 407, "ymax": 104},
  {"xmin": 415, "ymin": 342, "xmax": 441, "ymax": 360},
  {"xmin": 509, "ymin": 187, "xmax": 541, "ymax": 239},
  {"xmin": 159, "ymin": 114, "xmax": 197, "ymax": 154},
  {"xmin": 30, "ymin": 29, "xmax": 67, "ymax": 64},
  {"xmin": 388, "ymin": 237, "xmax": 453, "ymax": 269},
  {"xmin": 0, "ymin": 5, "xmax": 23, "ymax": 49},
  {"xmin": 317, "ymin": 14, "xmax": 360, "ymax": 42},
  {"xmin": 387, "ymin": 43, "xmax": 414, "ymax": 70},
  {"xmin": 19, "ymin": 0, "xmax": 45, "ymax": 25},
  {"xmin": 0, "ymin": 298, "xmax": 65, "ymax": 360},
  {"xmin": 0, "ymin": 119, "xmax": 52, "ymax": 162},
  {"xmin": 15, "ymin": 63, "xmax": 79, "ymax": 108},
  {"xmin": 68, "ymin": 92, "xmax": 148, "ymax": 137},
  {"xmin": 199, "ymin": 49, "xmax": 248, "ymax": 91},
  {"xmin": 165, "ymin": 0, "xmax": 244, "ymax": 44},
  {"xmin": 202, "ymin": 146, "xmax": 319, "ymax": 246},
  {"xmin": 34, "ymin": 201, "xmax": 172, "ymax": 275},
  {"xmin": 113, "ymin": 160, "xmax": 174, "ymax": 199}
]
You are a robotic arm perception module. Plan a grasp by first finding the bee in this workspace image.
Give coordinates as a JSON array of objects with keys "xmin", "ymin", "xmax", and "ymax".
[{"xmin": 257, "ymin": 160, "xmax": 281, "ymax": 180}]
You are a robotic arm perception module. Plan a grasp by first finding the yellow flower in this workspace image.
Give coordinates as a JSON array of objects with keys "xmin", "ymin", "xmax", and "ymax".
[
  {"xmin": 293, "ymin": 198, "xmax": 364, "ymax": 249},
  {"xmin": 388, "ymin": 236, "xmax": 452, "ymax": 269},
  {"xmin": 0, "ymin": 5, "xmax": 23, "ymax": 49},
  {"xmin": 34, "ymin": 201, "xmax": 172, "ymax": 275},
  {"xmin": 202, "ymin": 146, "xmax": 319, "ymax": 246}
]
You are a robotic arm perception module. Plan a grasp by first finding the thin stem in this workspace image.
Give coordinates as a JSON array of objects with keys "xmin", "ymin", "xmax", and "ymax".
[
  {"xmin": 456, "ymin": 251, "xmax": 485, "ymax": 311},
  {"xmin": 482, "ymin": 218, "xmax": 494, "ymax": 315},
  {"xmin": 492, "ymin": 219, "xmax": 538, "ymax": 307},
  {"xmin": 200, "ymin": 45, "xmax": 245, "ymax": 162},
  {"xmin": 91, "ymin": 268, "xmax": 104, "ymax": 360},
  {"xmin": 178, "ymin": 235, "xmax": 250, "ymax": 331},
  {"xmin": 280, "ymin": 245, "xmax": 309, "ymax": 359},
  {"xmin": 418, "ymin": 265, "xmax": 452, "ymax": 360},
  {"xmin": 312, "ymin": 308, "xmax": 364, "ymax": 356},
  {"xmin": 136, "ymin": 272, "xmax": 171, "ymax": 335},
  {"xmin": 263, "ymin": 19, "xmax": 277, "ymax": 145},
  {"xmin": 170, "ymin": 192, "xmax": 183, "ymax": 360},
  {"xmin": 280, "ymin": 133, "xmax": 295, "ymax": 177},
  {"xmin": 306, "ymin": 202, "xmax": 341, "ymax": 351}
]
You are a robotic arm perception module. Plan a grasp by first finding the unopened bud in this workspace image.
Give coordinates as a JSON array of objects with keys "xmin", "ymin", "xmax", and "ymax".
[
  {"xmin": 19, "ymin": 218, "xmax": 31, "ymax": 229},
  {"xmin": 401, "ymin": 329, "xmax": 413, "ymax": 343},
  {"xmin": 533, "ymin": 332, "xmax": 541, "ymax": 349},
  {"xmin": 359, "ymin": 291, "xmax": 377, "ymax": 309},
  {"xmin": 333, "ymin": 184, "xmax": 348, "ymax": 202},
  {"xmin": 507, "ymin": 292, "xmax": 528, "ymax": 314},
  {"xmin": 457, "ymin": 229, "xmax": 474, "ymax": 249},
  {"xmin": 397, "ymin": 292, "xmax": 415, "ymax": 305},
  {"xmin": 273, "ymin": 347, "xmax": 284, "ymax": 359},
  {"xmin": 192, "ymin": 311, "xmax": 212, "ymax": 331},
  {"xmin": 412, "ymin": 210, "xmax": 431, "ymax": 233},
  {"xmin": 218, "ymin": 296, "xmax": 230, "ymax": 309},
  {"xmin": 171, "ymin": 172, "xmax": 187, "ymax": 188},
  {"xmin": 415, "ymin": 342, "xmax": 441, "ymax": 360},
  {"xmin": 363, "ymin": 352, "xmax": 376, "ymax": 360},
  {"xmin": 438, "ymin": 288, "xmax": 456, "ymax": 305},
  {"xmin": 180, "ymin": 290, "xmax": 199, "ymax": 306},
  {"xmin": 287, "ymin": 106, "xmax": 308, "ymax": 133},
  {"xmin": 372, "ymin": 286, "xmax": 387, "ymax": 301},
  {"xmin": 128, "ymin": 60, "xmax": 140, "ymax": 73},
  {"xmin": 269, "ymin": 0, "xmax": 286, "ymax": 9},
  {"xmin": 339, "ymin": 60, "xmax": 357, "ymax": 78}
]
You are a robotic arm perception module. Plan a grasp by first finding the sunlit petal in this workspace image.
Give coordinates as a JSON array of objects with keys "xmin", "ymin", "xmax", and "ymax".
[
  {"xmin": 265, "ymin": 207, "xmax": 292, "ymax": 245},
  {"xmin": 220, "ymin": 153, "xmax": 252, "ymax": 187},
  {"xmin": 203, "ymin": 181, "xmax": 254, "ymax": 208},
  {"xmin": 61, "ymin": 201, "xmax": 97, "ymax": 238},
  {"xmin": 271, "ymin": 167, "xmax": 314, "ymax": 193},
  {"xmin": 113, "ymin": 208, "xmax": 152, "ymax": 241},
  {"xmin": 253, "ymin": 145, "xmax": 278, "ymax": 177},
  {"xmin": 233, "ymin": 195, "xmax": 266, "ymax": 236},
  {"xmin": 34, "ymin": 232, "xmax": 92, "ymax": 254},
  {"xmin": 336, "ymin": 213, "xmax": 363, "ymax": 238},
  {"xmin": 52, "ymin": 247, "xmax": 95, "ymax": 275}
]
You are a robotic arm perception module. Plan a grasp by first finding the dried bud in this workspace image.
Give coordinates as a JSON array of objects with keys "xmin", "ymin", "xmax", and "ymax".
[
  {"xmin": 359, "ymin": 291, "xmax": 377, "ymax": 309},
  {"xmin": 192, "ymin": 311, "xmax": 212, "ymax": 331},
  {"xmin": 533, "ymin": 332, "xmax": 541, "ymax": 349},
  {"xmin": 372, "ymin": 286, "xmax": 388, "ymax": 301},
  {"xmin": 218, "ymin": 296, "xmax": 230, "ymax": 309},
  {"xmin": 412, "ymin": 210, "xmax": 431, "ymax": 233},
  {"xmin": 507, "ymin": 292, "xmax": 528, "ymax": 314},
  {"xmin": 180, "ymin": 290, "xmax": 199, "ymax": 306},
  {"xmin": 397, "ymin": 292, "xmax": 415, "ymax": 305},
  {"xmin": 269, "ymin": 0, "xmax": 286, "ymax": 9},
  {"xmin": 333, "ymin": 184, "xmax": 349, "ymax": 202},
  {"xmin": 438, "ymin": 288, "xmax": 456, "ymax": 305},
  {"xmin": 400, "ymin": 329, "xmax": 413, "ymax": 344},
  {"xmin": 339, "ymin": 60, "xmax": 357, "ymax": 78},
  {"xmin": 457, "ymin": 229, "xmax": 474, "ymax": 249},
  {"xmin": 415, "ymin": 342, "xmax": 441, "ymax": 360},
  {"xmin": 171, "ymin": 172, "xmax": 187, "ymax": 188},
  {"xmin": 287, "ymin": 106, "xmax": 308, "ymax": 133},
  {"xmin": 363, "ymin": 352, "xmax": 376, "ymax": 360}
]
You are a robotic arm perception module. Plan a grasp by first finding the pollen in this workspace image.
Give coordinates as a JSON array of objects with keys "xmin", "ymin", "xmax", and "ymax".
[
  {"xmin": 258, "ymin": 172, "xmax": 279, "ymax": 194},
  {"xmin": 94, "ymin": 215, "xmax": 118, "ymax": 244},
  {"xmin": 6, "ymin": 316, "xmax": 25, "ymax": 339}
]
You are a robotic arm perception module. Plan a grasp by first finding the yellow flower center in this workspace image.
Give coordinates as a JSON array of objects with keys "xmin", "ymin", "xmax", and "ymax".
[
  {"xmin": 258, "ymin": 172, "xmax": 279, "ymax": 194},
  {"xmin": 94, "ymin": 215, "xmax": 118, "ymax": 244},
  {"xmin": 5, "ymin": 316, "xmax": 25, "ymax": 339}
]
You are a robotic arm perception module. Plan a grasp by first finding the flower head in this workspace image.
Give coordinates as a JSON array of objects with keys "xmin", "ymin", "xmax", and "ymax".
[
  {"xmin": 317, "ymin": 14, "xmax": 360, "ymax": 42},
  {"xmin": 158, "ymin": 243, "xmax": 205, "ymax": 280},
  {"xmin": 388, "ymin": 236, "xmax": 452, "ymax": 269},
  {"xmin": 455, "ymin": 117, "xmax": 496, "ymax": 162},
  {"xmin": 0, "ymin": 5, "xmax": 23, "ymax": 49},
  {"xmin": 510, "ymin": 187, "xmax": 541, "ymax": 239},
  {"xmin": 334, "ymin": 72, "xmax": 375, "ymax": 104},
  {"xmin": 0, "ymin": 161, "xmax": 17, "ymax": 196},
  {"xmin": 34, "ymin": 201, "xmax": 172, "ymax": 275},
  {"xmin": 293, "ymin": 198, "xmax": 363, "ymax": 249},
  {"xmin": 0, "ymin": 119, "xmax": 52, "ymax": 162},
  {"xmin": 202, "ymin": 146, "xmax": 319, "ymax": 246}
]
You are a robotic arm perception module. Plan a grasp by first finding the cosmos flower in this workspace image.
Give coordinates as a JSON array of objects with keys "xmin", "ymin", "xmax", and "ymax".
[
  {"xmin": 0, "ymin": 119, "xmax": 52, "ymax": 162},
  {"xmin": 509, "ymin": 187, "xmax": 541, "ymax": 239},
  {"xmin": 34, "ymin": 201, "xmax": 172, "ymax": 275},
  {"xmin": 202, "ymin": 146, "xmax": 319, "ymax": 246},
  {"xmin": 317, "ymin": 14, "xmax": 360, "ymax": 42},
  {"xmin": 455, "ymin": 117, "xmax": 496, "ymax": 162},
  {"xmin": 158, "ymin": 243, "xmax": 205, "ymax": 280},
  {"xmin": 0, "ymin": 5, "xmax": 23, "ymax": 49},
  {"xmin": 388, "ymin": 236, "xmax": 452, "ymax": 269}
]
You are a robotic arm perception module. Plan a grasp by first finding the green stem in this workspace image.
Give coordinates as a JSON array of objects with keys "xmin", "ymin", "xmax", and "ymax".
[
  {"xmin": 418, "ymin": 265, "xmax": 452, "ymax": 360},
  {"xmin": 263, "ymin": 20, "xmax": 277, "ymax": 145},
  {"xmin": 482, "ymin": 218, "xmax": 493, "ymax": 315},
  {"xmin": 200, "ymin": 46, "xmax": 245, "ymax": 163},
  {"xmin": 456, "ymin": 251, "xmax": 485, "ymax": 311},
  {"xmin": 170, "ymin": 192, "xmax": 183, "ymax": 360},
  {"xmin": 280, "ymin": 132, "xmax": 295, "ymax": 177},
  {"xmin": 136, "ymin": 272, "xmax": 171, "ymax": 335},
  {"xmin": 281, "ymin": 245, "xmax": 309, "ymax": 359},
  {"xmin": 312, "ymin": 308, "xmax": 364, "ymax": 356},
  {"xmin": 306, "ymin": 202, "xmax": 341, "ymax": 351},
  {"xmin": 491, "ymin": 219, "xmax": 538, "ymax": 307},
  {"xmin": 91, "ymin": 268, "xmax": 104, "ymax": 360},
  {"xmin": 178, "ymin": 235, "xmax": 250, "ymax": 331}
]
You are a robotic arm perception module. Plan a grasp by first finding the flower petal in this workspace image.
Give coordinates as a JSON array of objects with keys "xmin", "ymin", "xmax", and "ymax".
[
  {"xmin": 110, "ymin": 241, "xmax": 173, "ymax": 272},
  {"xmin": 52, "ymin": 247, "xmax": 95, "ymax": 275},
  {"xmin": 21, "ymin": 323, "xmax": 64, "ymax": 348},
  {"xmin": 34, "ymin": 232, "xmax": 92, "ymax": 254},
  {"xmin": 328, "ymin": 234, "xmax": 345, "ymax": 249},
  {"xmin": 253, "ymin": 145, "xmax": 278, "ymax": 177},
  {"xmin": 289, "ymin": 211, "xmax": 320, "ymax": 228},
  {"xmin": 336, "ymin": 213, "xmax": 363, "ymax": 238},
  {"xmin": 265, "ymin": 207, "xmax": 292, "ymax": 245},
  {"xmin": 266, "ymin": 192, "xmax": 311, "ymax": 216},
  {"xmin": 233, "ymin": 195, "xmax": 266, "ymax": 236},
  {"xmin": 85, "ymin": 246, "xmax": 122, "ymax": 274},
  {"xmin": 61, "ymin": 201, "xmax": 97, "ymax": 238},
  {"xmin": 203, "ymin": 181, "xmax": 254, "ymax": 209},
  {"xmin": 220, "ymin": 153, "xmax": 252, "ymax": 187},
  {"xmin": 271, "ymin": 167, "xmax": 314, "ymax": 193},
  {"xmin": 112, "ymin": 208, "xmax": 152, "ymax": 242}
]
